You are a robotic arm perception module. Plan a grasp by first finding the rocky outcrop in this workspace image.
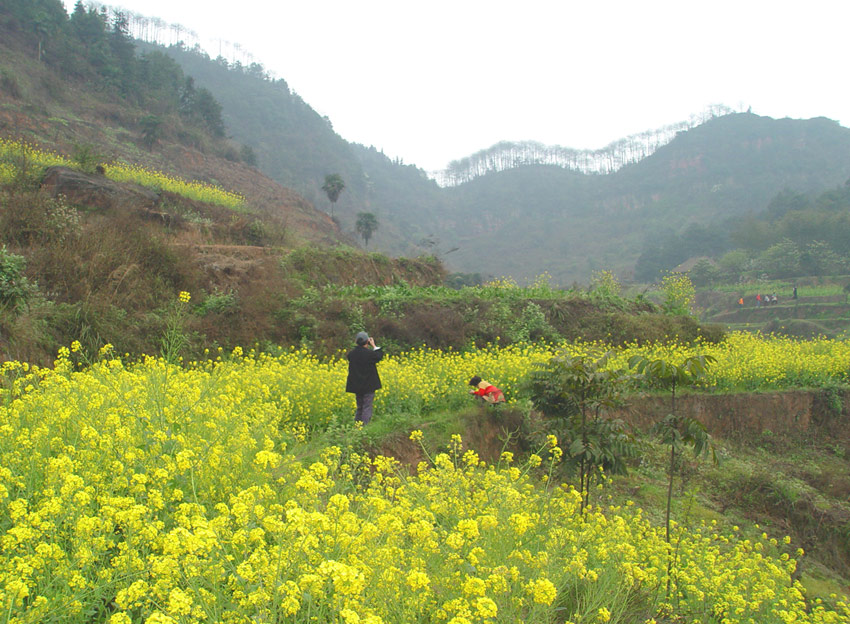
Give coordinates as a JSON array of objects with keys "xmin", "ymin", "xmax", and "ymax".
[{"xmin": 41, "ymin": 166, "xmax": 159, "ymax": 211}]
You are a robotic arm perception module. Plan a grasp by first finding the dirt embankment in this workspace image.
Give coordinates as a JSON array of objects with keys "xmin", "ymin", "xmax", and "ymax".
[
  {"xmin": 615, "ymin": 388, "xmax": 850, "ymax": 444},
  {"xmin": 381, "ymin": 390, "xmax": 850, "ymax": 469}
]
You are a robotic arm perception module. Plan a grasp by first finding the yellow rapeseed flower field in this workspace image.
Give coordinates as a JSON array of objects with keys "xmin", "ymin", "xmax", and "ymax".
[
  {"xmin": 102, "ymin": 162, "xmax": 245, "ymax": 210},
  {"xmin": 0, "ymin": 162, "xmax": 17, "ymax": 185},
  {"xmin": 0, "ymin": 138, "xmax": 71, "ymax": 171},
  {"xmin": 0, "ymin": 138, "xmax": 245, "ymax": 210},
  {"xmin": 1, "ymin": 335, "xmax": 849, "ymax": 622}
]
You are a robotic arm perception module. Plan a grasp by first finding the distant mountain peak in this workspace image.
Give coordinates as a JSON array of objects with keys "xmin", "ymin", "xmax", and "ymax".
[{"xmin": 433, "ymin": 105, "xmax": 740, "ymax": 186}]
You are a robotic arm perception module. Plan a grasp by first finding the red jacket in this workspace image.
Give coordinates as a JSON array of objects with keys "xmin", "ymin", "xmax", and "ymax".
[{"xmin": 471, "ymin": 381, "xmax": 505, "ymax": 403}]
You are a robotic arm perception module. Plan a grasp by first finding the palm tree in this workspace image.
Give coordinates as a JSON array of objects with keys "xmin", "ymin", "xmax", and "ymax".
[
  {"xmin": 355, "ymin": 212, "xmax": 378, "ymax": 247},
  {"xmin": 321, "ymin": 174, "xmax": 345, "ymax": 219}
]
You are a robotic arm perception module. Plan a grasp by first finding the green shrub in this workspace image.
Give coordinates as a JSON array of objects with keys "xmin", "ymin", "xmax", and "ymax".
[
  {"xmin": 0, "ymin": 245, "xmax": 36, "ymax": 313},
  {"xmin": 240, "ymin": 145, "xmax": 258, "ymax": 166},
  {"xmin": 196, "ymin": 290, "xmax": 238, "ymax": 316},
  {"xmin": 0, "ymin": 70, "xmax": 21, "ymax": 98},
  {"xmin": 71, "ymin": 143, "xmax": 103, "ymax": 174},
  {"xmin": 246, "ymin": 220, "xmax": 267, "ymax": 245},
  {"xmin": 661, "ymin": 272, "xmax": 696, "ymax": 316}
]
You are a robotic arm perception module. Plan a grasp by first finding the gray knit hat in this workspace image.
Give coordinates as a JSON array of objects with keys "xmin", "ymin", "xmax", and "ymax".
[{"xmin": 355, "ymin": 331, "xmax": 369, "ymax": 345}]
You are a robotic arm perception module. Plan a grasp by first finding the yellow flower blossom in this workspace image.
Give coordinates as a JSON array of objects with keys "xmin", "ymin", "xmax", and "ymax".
[
  {"xmin": 0, "ymin": 337, "xmax": 848, "ymax": 624},
  {"xmin": 528, "ymin": 577, "xmax": 557, "ymax": 605}
]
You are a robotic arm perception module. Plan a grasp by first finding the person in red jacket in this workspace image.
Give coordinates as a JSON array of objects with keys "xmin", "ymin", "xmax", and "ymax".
[{"xmin": 468, "ymin": 376, "xmax": 505, "ymax": 404}]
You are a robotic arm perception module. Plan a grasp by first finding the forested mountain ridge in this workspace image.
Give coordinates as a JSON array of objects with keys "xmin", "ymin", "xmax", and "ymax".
[
  {"xmin": 152, "ymin": 42, "xmax": 850, "ymax": 283},
  {"xmin": 428, "ymin": 114, "xmax": 850, "ymax": 283},
  {"xmin": 435, "ymin": 104, "xmax": 735, "ymax": 185},
  {"xmin": 6, "ymin": 1, "xmax": 850, "ymax": 286}
]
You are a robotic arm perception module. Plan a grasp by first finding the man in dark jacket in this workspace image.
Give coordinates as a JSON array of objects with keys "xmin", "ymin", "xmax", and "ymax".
[{"xmin": 346, "ymin": 331, "xmax": 384, "ymax": 424}]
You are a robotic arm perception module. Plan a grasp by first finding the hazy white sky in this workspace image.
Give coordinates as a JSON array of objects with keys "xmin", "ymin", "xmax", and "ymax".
[{"xmin": 67, "ymin": 0, "xmax": 850, "ymax": 172}]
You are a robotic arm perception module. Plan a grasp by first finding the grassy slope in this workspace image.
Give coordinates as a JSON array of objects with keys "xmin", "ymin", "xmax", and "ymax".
[
  {"xmin": 0, "ymin": 29, "xmax": 439, "ymax": 362},
  {"xmin": 0, "ymin": 33, "xmax": 342, "ymax": 249}
]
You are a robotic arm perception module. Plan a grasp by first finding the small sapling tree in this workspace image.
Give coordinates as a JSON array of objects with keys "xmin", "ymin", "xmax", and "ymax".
[
  {"xmin": 629, "ymin": 353, "xmax": 716, "ymax": 597},
  {"xmin": 139, "ymin": 114, "xmax": 163, "ymax": 150},
  {"xmin": 527, "ymin": 351, "xmax": 636, "ymax": 511},
  {"xmin": 71, "ymin": 143, "xmax": 102, "ymax": 174}
]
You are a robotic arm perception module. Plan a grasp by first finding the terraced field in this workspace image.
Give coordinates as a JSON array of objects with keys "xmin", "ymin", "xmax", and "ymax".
[{"xmin": 698, "ymin": 286, "xmax": 850, "ymax": 338}]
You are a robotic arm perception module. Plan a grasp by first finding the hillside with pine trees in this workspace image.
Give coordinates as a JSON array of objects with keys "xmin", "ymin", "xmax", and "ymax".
[{"xmin": 147, "ymin": 41, "xmax": 850, "ymax": 284}]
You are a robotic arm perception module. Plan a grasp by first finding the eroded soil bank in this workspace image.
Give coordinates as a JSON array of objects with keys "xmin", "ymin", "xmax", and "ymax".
[
  {"xmin": 615, "ymin": 388, "xmax": 850, "ymax": 445},
  {"xmin": 383, "ymin": 388, "xmax": 850, "ymax": 466}
]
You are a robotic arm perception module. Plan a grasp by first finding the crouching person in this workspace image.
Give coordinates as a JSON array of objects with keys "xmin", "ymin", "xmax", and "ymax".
[{"xmin": 468, "ymin": 376, "xmax": 506, "ymax": 404}]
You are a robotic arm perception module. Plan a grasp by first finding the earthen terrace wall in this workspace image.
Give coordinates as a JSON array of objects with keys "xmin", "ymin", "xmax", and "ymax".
[{"xmin": 614, "ymin": 389, "xmax": 850, "ymax": 444}]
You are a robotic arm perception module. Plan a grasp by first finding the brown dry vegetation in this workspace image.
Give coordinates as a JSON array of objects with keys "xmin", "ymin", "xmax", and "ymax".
[
  {"xmin": 0, "ymin": 170, "xmax": 447, "ymax": 362},
  {"xmin": 3, "ymin": 164, "xmax": 720, "ymax": 362},
  {"xmin": 0, "ymin": 33, "xmax": 447, "ymax": 361}
]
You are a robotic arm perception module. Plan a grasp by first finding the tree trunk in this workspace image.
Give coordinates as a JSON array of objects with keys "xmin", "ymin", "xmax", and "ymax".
[{"xmin": 666, "ymin": 440, "xmax": 675, "ymax": 599}]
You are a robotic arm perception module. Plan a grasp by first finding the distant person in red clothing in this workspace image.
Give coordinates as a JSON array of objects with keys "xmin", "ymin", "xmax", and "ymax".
[{"xmin": 468, "ymin": 376, "xmax": 506, "ymax": 404}]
